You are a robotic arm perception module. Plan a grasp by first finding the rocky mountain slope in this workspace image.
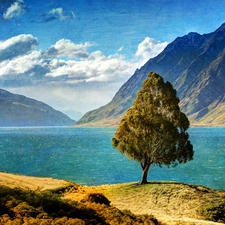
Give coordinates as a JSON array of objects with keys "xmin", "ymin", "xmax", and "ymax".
[
  {"xmin": 0, "ymin": 89, "xmax": 75, "ymax": 126},
  {"xmin": 77, "ymin": 22, "xmax": 225, "ymax": 126}
]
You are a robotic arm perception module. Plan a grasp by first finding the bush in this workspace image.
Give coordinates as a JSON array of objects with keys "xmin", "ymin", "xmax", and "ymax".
[
  {"xmin": 0, "ymin": 185, "xmax": 162, "ymax": 225},
  {"xmin": 83, "ymin": 193, "xmax": 111, "ymax": 206},
  {"xmin": 200, "ymin": 201, "xmax": 225, "ymax": 223},
  {"xmin": 0, "ymin": 185, "xmax": 108, "ymax": 224}
]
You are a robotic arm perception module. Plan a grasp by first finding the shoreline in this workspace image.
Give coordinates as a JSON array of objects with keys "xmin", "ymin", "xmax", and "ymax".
[{"xmin": 1, "ymin": 170, "xmax": 225, "ymax": 192}]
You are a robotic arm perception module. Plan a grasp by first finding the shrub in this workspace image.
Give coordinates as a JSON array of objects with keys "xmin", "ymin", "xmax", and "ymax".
[
  {"xmin": 0, "ymin": 186, "xmax": 108, "ymax": 224},
  {"xmin": 0, "ymin": 185, "xmax": 163, "ymax": 225},
  {"xmin": 200, "ymin": 201, "xmax": 225, "ymax": 223},
  {"xmin": 83, "ymin": 193, "xmax": 111, "ymax": 206}
]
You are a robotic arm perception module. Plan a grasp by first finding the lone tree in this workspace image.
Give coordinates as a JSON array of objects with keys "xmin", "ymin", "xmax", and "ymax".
[{"xmin": 112, "ymin": 72, "xmax": 194, "ymax": 184}]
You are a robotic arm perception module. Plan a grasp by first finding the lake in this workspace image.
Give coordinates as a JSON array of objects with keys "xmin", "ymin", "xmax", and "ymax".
[{"xmin": 0, "ymin": 126, "xmax": 224, "ymax": 190}]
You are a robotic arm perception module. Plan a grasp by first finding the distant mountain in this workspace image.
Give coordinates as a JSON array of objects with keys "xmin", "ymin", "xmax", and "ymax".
[
  {"xmin": 77, "ymin": 22, "xmax": 225, "ymax": 126},
  {"xmin": 0, "ymin": 89, "xmax": 75, "ymax": 126},
  {"xmin": 62, "ymin": 109, "xmax": 83, "ymax": 121}
]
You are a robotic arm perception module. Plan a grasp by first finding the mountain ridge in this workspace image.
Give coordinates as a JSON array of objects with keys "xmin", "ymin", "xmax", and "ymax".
[
  {"xmin": 0, "ymin": 89, "xmax": 75, "ymax": 126},
  {"xmin": 77, "ymin": 22, "xmax": 225, "ymax": 126}
]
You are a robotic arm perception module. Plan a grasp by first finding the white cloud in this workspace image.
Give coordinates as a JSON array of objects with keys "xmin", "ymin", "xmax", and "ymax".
[
  {"xmin": 0, "ymin": 36, "xmax": 135, "ymax": 88},
  {"xmin": 0, "ymin": 35, "xmax": 167, "ymax": 87},
  {"xmin": 117, "ymin": 46, "xmax": 124, "ymax": 52},
  {"xmin": 135, "ymin": 37, "xmax": 168, "ymax": 64},
  {"xmin": 48, "ymin": 8, "xmax": 68, "ymax": 20},
  {"xmin": 42, "ymin": 40, "xmax": 134, "ymax": 83},
  {"xmin": 3, "ymin": 0, "xmax": 26, "ymax": 20},
  {"xmin": 45, "ymin": 39, "xmax": 92, "ymax": 59},
  {"xmin": 45, "ymin": 49, "xmax": 133, "ymax": 83},
  {"xmin": 0, "ymin": 34, "xmax": 38, "ymax": 61},
  {"xmin": 0, "ymin": 51, "xmax": 43, "ymax": 76},
  {"xmin": 42, "ymin": 8, "xmax": 76, "ymax": 22}
]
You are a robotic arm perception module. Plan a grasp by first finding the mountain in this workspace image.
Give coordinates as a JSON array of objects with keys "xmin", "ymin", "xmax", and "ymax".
[
  {"xmin": 77, "ymin": 22, "xmax": 225, "ymax": 126},
  {"xmin": 0, "ymin": 89, "xmax": 75, "ymax": 126},
  {"xmin": 62, "ymin": 109, "xmax": 83, "ymax": 121}
]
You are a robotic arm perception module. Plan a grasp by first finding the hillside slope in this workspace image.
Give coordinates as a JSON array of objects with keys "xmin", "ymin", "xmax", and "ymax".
[
  {"xmin": 0, "ymin": 172, "xmax": 224, "ymax": 225},
  {"xmin": 0, "ymin": 172, "xmax": 162, "ymax": 225},
  {"xmin": 0, "ymin": 89, "xmax": 75, "ymax": 126},
  {"xmin": 89, "ymin": 182, "xmax": 225, "ymax": 225},
  {"xmin": 77, "ymin": 22, "xmax": 225, "ymax": 126}
]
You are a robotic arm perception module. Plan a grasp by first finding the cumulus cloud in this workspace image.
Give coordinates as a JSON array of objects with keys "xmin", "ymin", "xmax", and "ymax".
[
  {"xmin": 135, "ymin": 37, "xmax": 168, "ymax": 63},
  {"xmin": 0, "ymin": 50, "xmax": 43, "ymax": 76},
  {"xmin": 3, "ymin": 0, "xmax": 26, "ymax": 20},
  {"xmin": 44, "ymin": 50, "xmax": 132, "ymax": 84},
  {"xmin": 0, "ymin": 35, "xmax": 135, "ymax": 87},
  {"xmin": 44, "ymin": 39, "xmax": 92, "ymax": 59},
  {"xmin": 43, "ymin": 41, "xmax": 132, "ymax": 83},
  {"xmin": 0, "ymin": 34, "xmax": 38, "ymax": 62},
  {"xmin": 0, "ymin": 35, "xmax": 168, "ymax": 88}
]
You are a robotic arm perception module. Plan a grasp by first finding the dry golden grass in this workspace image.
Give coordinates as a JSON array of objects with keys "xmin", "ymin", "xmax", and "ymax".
[
  {"xmin": 64, "ymin": 182, "xmax": 225, "ymax": 225},
  {"xmin": 1, "ymin": 172, "xmax": 225, "ymax": 225},
  {"xmin": 0, "ymin": 171, "xmax": 73, "ymax": 191}
]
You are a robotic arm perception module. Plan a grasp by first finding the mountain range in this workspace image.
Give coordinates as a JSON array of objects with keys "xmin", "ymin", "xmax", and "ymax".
[
  {"xmin": 77, "ymin": 22, "xmax": 225, "ymax": 126},
  {"xmin": 0, "ymin": 89, "xmax": 75, "ymax": 127}
]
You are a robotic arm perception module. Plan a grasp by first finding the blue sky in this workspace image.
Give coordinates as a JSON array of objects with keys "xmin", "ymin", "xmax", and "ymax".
[{"xmin": 0, "ymin": 0, "xmax": 225, "ymax": 119}]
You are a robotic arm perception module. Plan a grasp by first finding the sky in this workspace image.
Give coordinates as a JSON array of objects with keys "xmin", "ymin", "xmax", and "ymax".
[{"xmin": 0, "ymin": 0, "xmax": 225, "ymax": 119}]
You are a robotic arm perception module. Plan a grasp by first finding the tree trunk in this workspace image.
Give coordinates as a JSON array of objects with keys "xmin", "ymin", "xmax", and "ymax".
[{"xmin": 140, "ymin": 163, "xmax": 151, "ymax": 184}]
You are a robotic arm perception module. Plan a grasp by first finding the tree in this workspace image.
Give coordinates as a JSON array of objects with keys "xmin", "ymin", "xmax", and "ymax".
[{"xmin": 112, "ymin": 72, "xmax": 194, "ymax": 184}]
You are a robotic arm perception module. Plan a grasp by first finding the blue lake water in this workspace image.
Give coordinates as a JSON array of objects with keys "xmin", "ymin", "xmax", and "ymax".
[{"xmin": 0, "ymin": 126, "xmax": 225, "ymax": 190}]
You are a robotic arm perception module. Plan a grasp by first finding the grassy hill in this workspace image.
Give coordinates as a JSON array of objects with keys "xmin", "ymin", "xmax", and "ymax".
[{"xmin": 0, "ymin": 172, "xmax": 225, "ymax": 225}]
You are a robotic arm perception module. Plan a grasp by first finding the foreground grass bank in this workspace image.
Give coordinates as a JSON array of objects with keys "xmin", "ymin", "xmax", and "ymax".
[
  {"xmin": 0, "ymin": 185, "xmax": 161, "ymax": 225},
  {"xmin": 85, "ymin": 182, "xmax": 225, "ymax": 224},
  {"xmin": 0, "ymin": 172, "xmax": 225, "ymax": 225}
]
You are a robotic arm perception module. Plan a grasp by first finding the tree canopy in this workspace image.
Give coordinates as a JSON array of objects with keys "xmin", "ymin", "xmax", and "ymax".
[{"xmin": 112, "ymin": 72, "xmax": 194, "ymax": 184}]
